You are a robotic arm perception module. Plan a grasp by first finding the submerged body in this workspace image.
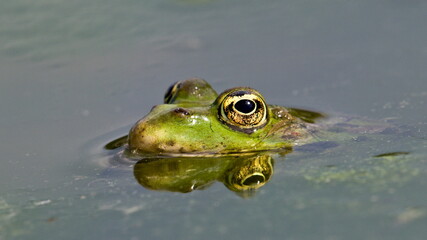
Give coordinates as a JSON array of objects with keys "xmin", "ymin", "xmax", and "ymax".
[{"xmin": 128, "ymin": 78, "xmax": 318, "ymax": 156}]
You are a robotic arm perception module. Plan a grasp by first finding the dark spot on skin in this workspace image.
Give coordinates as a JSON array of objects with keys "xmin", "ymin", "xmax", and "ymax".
[
  {"xmin": 137, "ymin": 133, "xmax": 144, "ymax": 140},
  {"xmin": 179, "ymin": 147, "xmax": 186, "ymax": 152},
  {"xmin": 173, "ymin": 108, "xmax": 190, "ymax": 116},
  {"xmin": 166, "ymin": 140, "xmax": 175, "ymax": 146}
]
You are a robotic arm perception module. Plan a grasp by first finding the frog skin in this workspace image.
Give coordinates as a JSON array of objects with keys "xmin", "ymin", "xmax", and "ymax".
[{"xmin": 127, "ymin": 78, "xmax": 318, "ymax": 156}]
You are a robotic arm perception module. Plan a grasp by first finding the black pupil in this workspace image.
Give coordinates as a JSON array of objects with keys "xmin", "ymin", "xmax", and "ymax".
[
  {"xmin": 234, "ymin": 99, "xmax": 256, "ymax": 114},
  {"xmin": 242, "ymin": 175, "xmax": 265, "ymax": 186}
]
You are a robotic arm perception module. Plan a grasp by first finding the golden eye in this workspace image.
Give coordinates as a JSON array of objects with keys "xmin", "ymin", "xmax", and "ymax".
[
  {"xmin": 219, "ymin": 88, "xmax": 268, "ymax": 133},
  {"xmin": 164, "ymin": 81, "xmax": 181, "ymax": 104}
]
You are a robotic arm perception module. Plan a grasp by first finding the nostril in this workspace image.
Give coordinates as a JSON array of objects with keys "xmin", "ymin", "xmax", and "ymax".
[{"xmin": 173, "ymin": 108, "xmax": 190, "ymax": 116}]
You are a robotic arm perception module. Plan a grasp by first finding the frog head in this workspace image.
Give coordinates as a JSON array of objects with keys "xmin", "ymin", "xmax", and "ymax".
[{"xmin": 128, "ymin": 78, "xmax": 312, "ymax": 156}]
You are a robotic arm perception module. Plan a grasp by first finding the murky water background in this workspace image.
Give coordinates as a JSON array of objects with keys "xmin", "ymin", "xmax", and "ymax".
[{"xmin": 1, "ymin": 0, "xmax": 427, "ymax": 239}]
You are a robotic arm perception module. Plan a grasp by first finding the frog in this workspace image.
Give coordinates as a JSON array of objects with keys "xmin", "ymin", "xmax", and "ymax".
[
  {"xmin": 101, "ymin": 78, "xmax": 416, "ymax": 195},
  {"xmin": 125, "ymin": 78, "xmax": 323, "ymax": 156}
]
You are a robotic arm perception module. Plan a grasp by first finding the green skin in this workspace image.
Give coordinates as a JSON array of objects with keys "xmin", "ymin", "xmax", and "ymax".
[{"xmin": 127, "ymin": 78, "xmax": 313, "ymax": 156}]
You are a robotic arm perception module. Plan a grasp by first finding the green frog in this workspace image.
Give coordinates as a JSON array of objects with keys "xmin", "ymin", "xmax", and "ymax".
[
  {"xmin": 102, "ymin": 78, "xmax": 413, "ymax": 195},
  {"xmin": 126, "ymin": 78, "xmax": 322, "ymax": 156}
]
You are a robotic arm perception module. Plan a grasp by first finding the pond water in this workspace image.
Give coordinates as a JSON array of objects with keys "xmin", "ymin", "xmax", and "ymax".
[{"xmin": 1, "ymin": 0, "xmax": 427, "ymax": 239}]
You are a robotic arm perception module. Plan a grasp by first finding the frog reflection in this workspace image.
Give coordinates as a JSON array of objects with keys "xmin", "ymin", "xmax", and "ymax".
[{"xmin": 133, "ymin": 152, "xmax": 289, "ymax": 197}]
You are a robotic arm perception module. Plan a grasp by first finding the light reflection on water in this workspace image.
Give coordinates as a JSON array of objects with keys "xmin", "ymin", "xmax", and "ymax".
[{"xmin": 1, "ymin": 0, "xmax": 427, "ymax": 239}]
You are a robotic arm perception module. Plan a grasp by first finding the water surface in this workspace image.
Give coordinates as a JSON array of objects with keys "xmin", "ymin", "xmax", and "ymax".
[{"xmin": 1, "ymin": 0, "xmax": 427, "ymax": 239}]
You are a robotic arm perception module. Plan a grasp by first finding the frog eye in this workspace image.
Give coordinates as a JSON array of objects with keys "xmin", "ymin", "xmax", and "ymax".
[
  {"xmin": 164, "ymin": 81, "xmax": 182, "ymax": 104},
  {"xmin": 224, "ymin": 154, "xmax": 273, "ymax": 195},
  {"xmin": 219, "ymin": 89, "xmax": 268, "ymax": 133},
  {"xmin": 241, "ymin": 173, "xmax": 266, "ymax": 187}
]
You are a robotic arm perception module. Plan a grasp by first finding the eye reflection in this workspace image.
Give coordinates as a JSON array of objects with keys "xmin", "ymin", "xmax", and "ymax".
[
  {"xmin": 131, "ymin": 150, "xmax": 291, "ymax": 197},
  {"xmin": 242, "ymin": 174, "xmax": 265, "ymax": 186}
]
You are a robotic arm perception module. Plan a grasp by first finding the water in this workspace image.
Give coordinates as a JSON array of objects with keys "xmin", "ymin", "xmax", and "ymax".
[{"xmin": 1, "ymin": 0, "xmax": 427, "ymax": 239}]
